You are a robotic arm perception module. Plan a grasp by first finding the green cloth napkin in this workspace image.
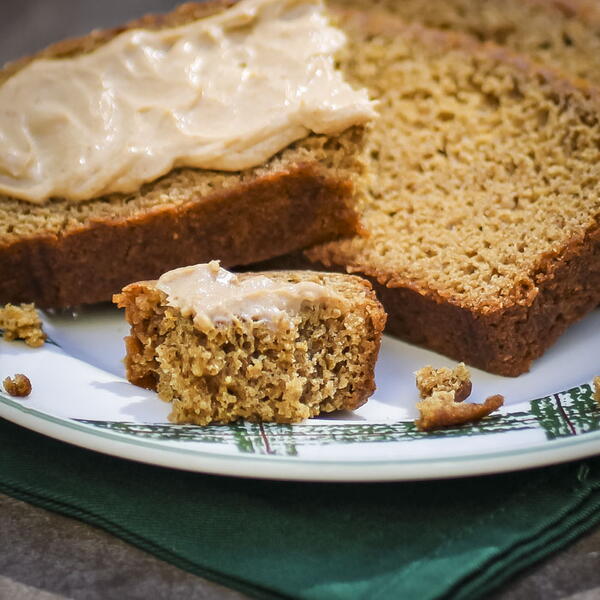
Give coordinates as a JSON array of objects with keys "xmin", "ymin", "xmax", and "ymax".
[{"xmin": 1, "ymin": 419, "xmax": 599, "ymax": 600}]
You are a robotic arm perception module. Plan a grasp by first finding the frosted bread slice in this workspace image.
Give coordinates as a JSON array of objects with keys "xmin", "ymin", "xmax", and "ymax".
[
  {"xmin": 0, "ymin": 0, "xmax": 370, "ymax": 308},
  {"xmin": 114, "ymin": 263, "xmax": 386, "ymax": 425}
]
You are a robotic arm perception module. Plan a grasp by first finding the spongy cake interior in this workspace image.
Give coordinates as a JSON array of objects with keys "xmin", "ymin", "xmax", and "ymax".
[
  {"xmin": 310, "ymin": 8, "xmax": 600, "ymax": 312},
  {"xmin": 337, "ymin": 0, "xmax": 600, "ymax": 86},
  {"xmin": 115, "ymin": 271, "xmax": 385, "ymax": 425}
]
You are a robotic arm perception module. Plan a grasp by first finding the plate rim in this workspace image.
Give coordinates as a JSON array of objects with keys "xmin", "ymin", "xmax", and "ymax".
[{"xmin": 2, "ymin": 387, "xmax": 600, "ymax": 482}]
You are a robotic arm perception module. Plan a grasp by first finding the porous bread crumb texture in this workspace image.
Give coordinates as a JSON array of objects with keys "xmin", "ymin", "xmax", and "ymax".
[
  {"xmin": 336, "ymin": 0, "xmax": 600, "ymax": 85},
  {"xmin": 115, "ymin": 271, "xmax": 386, "ymax": 425},
  {"xmin": 309, "ymin": 11, "xmax": 600, "ymax": 312},
  {"xmin": 415, "ymin": 362, "xmax": 472, "ymax": 402},
  {"xmin": 0, "ymin": 303, "xmax": 45, "ymax": 347},
  {"xmin": 0, "ymin": 0, "xmax": 366, "ymax": 245},
  {"xmin": 3, "ymin": 374, "xmax": 32, "ymax": 397},
  {"xmin": 414, "ymin": 363, "xmax": 504, "ymax": 431},
  {"xmin": 594, "ymin": 376, "xmax": 600, "ymax": 405},
  {"xmin": 0, "ymin": 121, "xmax": 364, "ymax": 245}
]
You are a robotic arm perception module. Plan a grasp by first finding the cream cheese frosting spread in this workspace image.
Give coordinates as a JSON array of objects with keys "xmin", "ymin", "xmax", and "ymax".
[
  {"xmin": 155, "ymin": 261, "xmax": 343, "ymax": 330},
  {"xmin": 0, "ymin": 0, "xmax": 375, "ymax": 204}
]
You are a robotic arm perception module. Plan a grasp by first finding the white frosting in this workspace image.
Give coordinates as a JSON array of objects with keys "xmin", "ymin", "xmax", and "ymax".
[
  {"xmin": 0, "ymin": 0, "xmax": 375, "ymax": 203},
  {"xmin": 155, "ymin": 261, "xmax": 342, "ymax": 330}
]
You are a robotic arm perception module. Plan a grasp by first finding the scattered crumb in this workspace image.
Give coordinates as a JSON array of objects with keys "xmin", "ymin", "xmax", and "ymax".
[
  {"xmin": 3, "ymin": 374, "xmax": 32, "ymax": 397},
  {"xmin": 415, "ymin": 363, "xmax": 472, "ymax": 402},
  {"xmin": 0, "ymin": 303, "xmax": 46, "ymax": 347},
  {"xmin": 416, "ymin": 392, "xmax": 504, "ymax": 431},
  {"xmin": 594, "ymin": 377, "xmax": 600, "ymax": 405},
  {"xmin": 414, "ymin": 363, "xmax": 503, "ymax": 431}
]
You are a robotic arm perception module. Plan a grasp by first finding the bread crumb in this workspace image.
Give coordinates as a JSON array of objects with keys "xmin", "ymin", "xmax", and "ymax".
[
  {"xmin": 594, "ymin": 377, "xmax": 600, "ymax": 405},
  {"xmin": 3, "ymin": 374, "xmax": 32, "ymax": 397},
  {"xmin": 416, "ymin": 363, "xmax": 472, "ymax": 402},
  {"xmin": 415, "ymin": 364, "xmax": 503, "ymax": 431},
  {"xmin": 0, "ymin": 303, "xmax": 46, "ymax": 347},
  {"xmin": 416, "ymin": 392, "xmax": 504, "ymax": 431}
]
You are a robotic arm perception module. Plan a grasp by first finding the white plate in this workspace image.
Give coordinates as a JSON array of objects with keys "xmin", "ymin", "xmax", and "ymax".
[{"xmin": 1, "ymin": 304, "xmax": 599, "ymax": 481}]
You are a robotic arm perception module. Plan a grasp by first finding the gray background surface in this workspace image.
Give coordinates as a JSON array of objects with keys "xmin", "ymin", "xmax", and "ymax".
[{"xmin": 1, "ymin": 1, "xmax": 599, "ymax": 598}]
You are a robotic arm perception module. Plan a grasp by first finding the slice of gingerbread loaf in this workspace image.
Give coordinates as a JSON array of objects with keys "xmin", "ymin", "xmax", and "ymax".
[
  {"xmin": 114, "ymin": 262, "xmax": 386, "ymax": 425},
  {"xmin": 0, "ymin": 0, "xmax": 373, "ymax": 308},
  {"xmin": 300, "ymin": 7, "xmax": 600, "ymax": 376}
]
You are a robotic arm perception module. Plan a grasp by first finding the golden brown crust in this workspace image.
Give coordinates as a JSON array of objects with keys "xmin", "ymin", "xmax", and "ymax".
[
  {"xmin": 114, "ymin": 284, "xmax": 165, "ymax": 390},
  {"xmin": 593, "ymin": 377, "xmax": 600, "ymax": 406},
  {"xmin": 1, "ymin": 164, "xmax": 360, "ymax": 307},
  {"xmin": 415, "ymin": 393, "xmax": 504, "ymax": 432},
  {"xmin": 3, "ymin": 374, "xmax": 32, "ymax": 397},
  {"xmin": 368, "ymin": 219, "xmax": 600, "ymax": 376}
]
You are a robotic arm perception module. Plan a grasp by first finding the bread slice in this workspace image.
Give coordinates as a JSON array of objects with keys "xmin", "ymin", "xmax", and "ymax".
[
  {"xmin": 114, "ymin": 268, "xmax": 386, "ymax": 425},
  {"xmin": 337, "ymin": 0, "xmax": 600, "ymax": 85},
  {"xmin": 302, "ymin": 7, "xmax": 600, "ymax": 376},
  {"xmin": 0, "ymin": 1, "xmax": 366, "ymax": 308}
]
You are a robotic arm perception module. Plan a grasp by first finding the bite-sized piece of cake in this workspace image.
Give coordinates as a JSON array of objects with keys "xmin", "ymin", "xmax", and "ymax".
[
  {"xmin": 415, "ymin": 392, "xmax": 504, "ymax": 432},
  {"xmin": 415, "ymin": 363, "xmax": 472, "ymax": 403},
  {"xmin": 0, "ymin": 0, "xmax": 374, "ymax": 308},
  {"xmin": 114, "ymin": 262, "xmax": 386, "ymax": 425},
  {"xmin": 3, "ymin": 374, "xmax": 32, "ymax": 397},
  {"xmin": 414, "ymin": 363, "xmax": 503, "ymax": 431},
  {"xmin": 594, "ymin": 377, "xmax": 600, "ymax": 406},
  {"xmin": 0, "ymin": 303, "xmax": 46, "ymax": 347}
]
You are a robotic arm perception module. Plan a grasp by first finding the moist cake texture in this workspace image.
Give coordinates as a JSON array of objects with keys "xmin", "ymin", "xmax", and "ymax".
[
  {"xmin": 306, "ymin": 7, "xmax": 600, "ymax": 375},
  {"xmin": 415, "ymin": 363, "xmax": 472, "ymax": 403},
  {"xmin": 114, "ymin": 268, "xmax": 386, "ymax": 425},
  {"xmin": 338, "ymin": 0, "xmax": 600, "ymax": 86},
  {"xmin": 0, "ymin": 303, "xmax": 46, "ymax": 347}
]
